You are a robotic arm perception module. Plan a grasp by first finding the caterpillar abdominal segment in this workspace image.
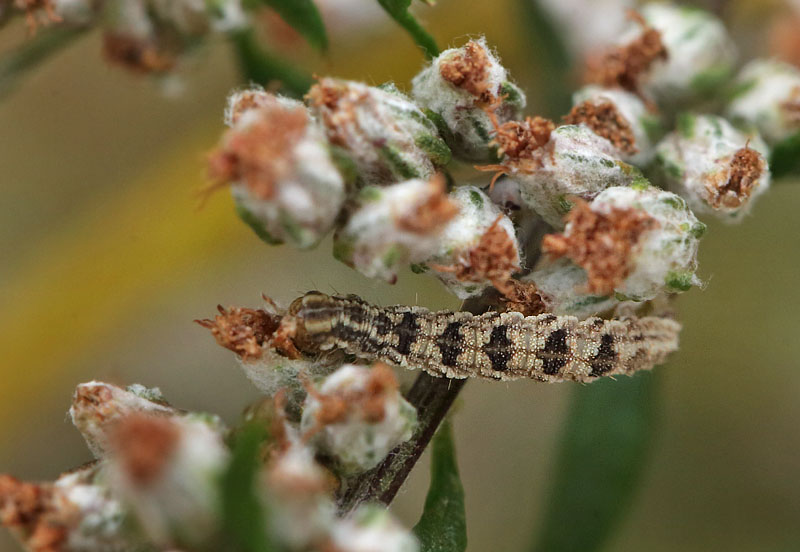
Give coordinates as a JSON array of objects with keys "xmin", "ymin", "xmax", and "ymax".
[{"xmin": 286, "ymin": 291, "xmax": 680, "ymax": 383}]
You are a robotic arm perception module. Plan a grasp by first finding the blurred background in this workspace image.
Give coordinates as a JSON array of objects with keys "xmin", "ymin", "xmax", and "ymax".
[{"xmin": 1, "ymin": 0, "xmax": 799, "ymax": 550}]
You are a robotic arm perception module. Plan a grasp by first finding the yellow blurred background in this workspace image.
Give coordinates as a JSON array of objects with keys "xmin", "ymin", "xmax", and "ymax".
[{"xmin": 1, "ymin": 0, "xmax": 799, "ymax": 550}]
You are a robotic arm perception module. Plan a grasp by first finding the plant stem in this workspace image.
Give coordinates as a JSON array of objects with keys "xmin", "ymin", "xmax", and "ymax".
[{"xmin": 336, "ymin": 373, "xmax": 466, "ymax": 512}]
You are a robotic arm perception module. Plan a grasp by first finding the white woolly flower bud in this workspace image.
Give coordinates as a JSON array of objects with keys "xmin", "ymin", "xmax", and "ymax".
[
  {"xmin": 329, "ymin": 505, "xmax": 419, "ymax": 552},
  {"xmin": 539, "ymin": 183, "xmax": 705, "ymax": 303},
  {"xmin": 568, "ymin": 85, "xmax": 662, "ymax": 165},
  {"xmin": 726, "ymin": 59, "xmax": 800, "ymax": 145},
  {"xmin": 307, "ymin": 78, "xmax": 451, "ymax": 185},
  {"xmin": 655, "ymin": 114, "xmax": 771, "ymax": 221},
  {"xmin": 266, "ymin": 437, "xmax": 336, "ymax": 549},
  {"xmin": 300, "ymin": 364, "xmax": 417, "ymax": 474},
  {"xmin": 209, "ymin": 92, "xmax": 346, "ymax": 248},
  {"xmin": 418, "ymin": 186, "xmax": 521, "ymax": 299},
  {"xmin": 635, "ymin": 4, "xmax": 737, "ymax": 102},
  {"xmin": 508, "ymin": 124, "xmax": 642, "ymax": 228},
  {"xmin": 333, "ymin": 177, "xmax": 458, "ymax": 284},
  {"xmin": 522, "ymin": 259, "xmax": 620, "ymax": 319},
  {"xmin": 106, "ymin": 414, "xmax": 229, "ymax": 549},
  {"xmin": 0, "ymin": 464, "xmax": 146, "ymax": 552},
  {"xmin": 411, "ymin": 37, "xmax": 526, "ymax": 161},
  {"xmin": 69, "ymin": 381, "xmax": 179, "ymax": 458},
  {"xmin": 53, "ymin": 466, "xmax": 138, "ymax": 552}
]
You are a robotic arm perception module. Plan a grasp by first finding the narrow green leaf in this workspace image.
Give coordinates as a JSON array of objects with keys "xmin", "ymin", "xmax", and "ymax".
[
  {"xmin": 375, "ymin": 0, "xmax": 438, "ymax": 59},
  {"xmin": 229, "ymin": 28, "xmax": 313, "ymax": 97},
  {"xmin": 413, "ymin": 420, "xmax": 467, "ymax": 552},
  {"xmin": 0, "ymin": 26, "xmax": 88, "ymax": 98},
  {"xmin": 769, "ymin": 131, "xmax": 800, "ymax": 180},
  {"xmin": 246, "ymin": 0, "xmax": 328, "ymax": 52},
  {"xmin": 515, "ymin": 0, "xmax": 573, "ymax": 117},
  {"xmin": 531, "ymin": 373, "xmax": 659, "ymax": 552},
  {"xmin": 220, "ymin": 423, "xmax": 276, "ymax": 552}
]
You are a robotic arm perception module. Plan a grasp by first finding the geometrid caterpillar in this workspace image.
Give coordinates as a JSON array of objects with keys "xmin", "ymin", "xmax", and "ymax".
[{"xmin": 204, "ymin": 292, "xmax": 681, "ymax": 383}]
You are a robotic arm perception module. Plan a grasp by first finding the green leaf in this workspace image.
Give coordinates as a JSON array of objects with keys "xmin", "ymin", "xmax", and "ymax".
[
  {"xmin": 530, "ymin": 373, "xmax": 659, "ymax": 552},
  {"xmin": 413, "ymin": 420, "xmax": 467, "ymax": 552},
  {"xmin": 375, "ymin": 0, "xmax": 439, "ymax": 59},
  {"xmin": 229, "ymin": 28, "xmax": 313, "ymax": 97},
  {"xmin": 220, "ymin": 423, "xmax": 276, "ymax": 552},
  {"xmin": 769, "ymin": 131, "xmax": 800, "ymax": 180},
  {"xmin": 246, "ymin": 0, "xmax": 328, "ymax": 52},
  {"xmin": 515, "ymin": 0, "xmax": 573, "ymax": 117},
  {"xmin": 0, "ymin": 26, "xmax": 88, "ymax": 98}
]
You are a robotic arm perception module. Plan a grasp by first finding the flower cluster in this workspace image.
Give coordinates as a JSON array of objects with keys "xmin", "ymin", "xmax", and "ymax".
[
  {"xmin": 4, "ymin": 0, "xmax": 246, "ymax": 73},
  {"xmin": 208, "ymin": 3, "xmax": 787, "ymax": 319},
  {"xmin": 0, "ymin": 374, "xmax": 420, "ymax": 552}
]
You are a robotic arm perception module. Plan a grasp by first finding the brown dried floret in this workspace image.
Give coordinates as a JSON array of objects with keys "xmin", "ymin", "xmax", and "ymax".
[
  {"xmin": 110, "ymin": 415, "xmax": 179, "ymax": 486},
  {"xmin": 434, "ymin": 215, "xmax": 521, "ymax": 296},
  {"xmin": 706, "ymin": 146, "xmax": 765, "ymax": 209},
  {"xmin": 477, "ymin": 113, "xmax": 555, "ymax": 185},
  {"xmin": 584, "ymin": 10, "xmax": 667, "ymax": 95},
  {"xmin": 302, "ymin": 364, "xmax": 399, "ymax": 441},
  {"xmin": 439, "ymin": 40, "xmax": 492, "ymax": 102},
  {"xmin": 306, "ymin": 79, "xmax": 366, "ymax": 148},
  {"xmin": 0, "ymin": 475, "xmax": 70, "ymax": 552},
  {"xmin": 501, "ymin": 279, "xmax": 547, "ymax": 317},
  {"xmin": 102, "ymin": 33, "xmax": 176, "ymax": 74},
  {"xmin": 563, "ymin": 100, "xmax": 638, "ymax": 155},
  {"xmin": 542, "ymin": 199, "xmax": 658, "ymax": 296},
  {"xmin": 196, "ymin": 305, "xmax": 281, "ymax": 361},
  {"xmin": 395, "ymin": 175, "xmax": 459, "ymax": 234},
  {"xmin": 206, "ymin": 102, "xmax": 309, "ymax": 200}
]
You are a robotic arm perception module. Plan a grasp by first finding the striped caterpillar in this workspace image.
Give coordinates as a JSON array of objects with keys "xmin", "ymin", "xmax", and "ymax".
[{"xmin": 284, "ymin": 292, "xmax": 680, "ymax": 383}]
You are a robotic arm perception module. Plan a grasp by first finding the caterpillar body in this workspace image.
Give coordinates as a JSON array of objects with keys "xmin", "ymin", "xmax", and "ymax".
[{"xmin": 286, "ymin": 292, "xmax": 680, "ymax": 383}]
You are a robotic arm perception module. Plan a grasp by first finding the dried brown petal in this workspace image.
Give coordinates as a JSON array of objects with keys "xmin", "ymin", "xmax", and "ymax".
[
  {"xmin": 563, "ymin": 100, "xmax": 638, "ymax": 154},
  {"xmin": 542, "ymin": 199, "xmax": 658, "ymax": 296},
  {"xmin": 110, "ymin": 415, "xmax": 179, "ymax": 486},
  {"xmin": 395, "ymin": 176, "xmax": 459, "ymax": 234},
  {"xmin": 706, "ymin": 146, "xmax": 766, "ymax": 209},
  {"xmin": 439, "ymin": 41, "xmax": 492, "ymax": 102},
  {"xmin": 584, "ymin": 11, "xmax": 667, "ymax": 95},
  {"xmin": 196, "ymin": 305, "xmax": 281, "ymax": 361}
]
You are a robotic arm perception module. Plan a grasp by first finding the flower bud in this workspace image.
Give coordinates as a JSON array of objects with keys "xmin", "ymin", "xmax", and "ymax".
[
  {"xmin": 333, "ymin": 177, "xmax": 458, "ymax": 283},
  {"xmin": 419, "ymin": 186, "xmax": 522, "ymax": 299},
  {"xmin": 328, "ymin": 505, "xmax": 419, "ymax": 552},
  {"xmin": 266, "ymin": 437, "xmax": 336, "ymax": 549},
  {"xmin": 726, "ymin": 59, "xmax": 800, "ymax": 145},
  {"xmin": 106, "ymin": 414, "xmax": 229, "ymax": 549},
  {"xmin": 0, "ymin": 464, "xmax": 144, "ymax": 552},
  {"xmin": 634, "ymin": 4, "xmax": 737, "ymax": 103},
  {"xmin": 539, "ymin": 183, "xmax": 705, "ymax": 302},
  {"xmin": 567, "ymin": 85, "xmax": 662, "ymax": 165},
  {"xmin": 209, "ymin": 91, "xmax": 346, "ymax": 248},
  {"xmin": 411, "ymin": 37, "xmax": 526, "ymax": 161},
  {"xmin": 501, "ymin": 123, "xmax": 642, "ymax": 228},
  {"xmin": 307, "ymin": 78, "xmax": 451, "ymax": 186},
  {"xmin": 522, "ymin": 259, "xmax": 620, "ymax": 319},
  {"xmin": 300, "ymin": 364, "xmax": 417, "ymax": 474},
  {"xmin": 69, "ymin": 381, "xmax": 179, "ymax": 458},
  {"xmin": 654, "ymin": 113, "xmax": 770, "ymax": 221}
]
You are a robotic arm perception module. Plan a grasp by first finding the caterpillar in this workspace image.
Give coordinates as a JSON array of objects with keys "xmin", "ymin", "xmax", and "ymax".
[{"xmin": 284, "ymin": 291, "xmax": 680, "ymax": 383}]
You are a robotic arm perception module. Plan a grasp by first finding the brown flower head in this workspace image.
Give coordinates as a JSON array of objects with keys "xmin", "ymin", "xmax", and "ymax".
[
  {"xmin": 196, "ymin": 305, "xmax": 281, "ymax": 361},
  {"xmin": 706, "ymin": 146, "xmax": 766, "ymax": 210},
  {"xmin": 395, "ymin": 175, "xmax": 459, "ymax": 234},
  {"xmin": 584, "ymin": 10, "xmax": 667, "ymax": 95},
  {"xmin": 110, "ymin": 415, "xmax": 180, "ymax": 486},
  {"xmin": 439, "ymin": 40, "xmax": 492, "ymax": 102},
  {"xmin": 563, "ymin": 100, "xmax": 638, "ymax": 155},
  {"xmin": 542, "ymin": 198, "xmax": 658, "ymax": 296}
]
